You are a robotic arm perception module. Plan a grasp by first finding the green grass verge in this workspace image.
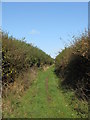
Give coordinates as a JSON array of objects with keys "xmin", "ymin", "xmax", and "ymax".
[{"xmin": 3, "ymin": 66, "xmax": 88, "ymax": 118}]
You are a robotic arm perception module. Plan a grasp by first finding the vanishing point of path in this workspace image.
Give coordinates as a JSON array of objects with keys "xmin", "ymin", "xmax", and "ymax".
[{"xmin": 10, "ymin": 66, "xmax": 79, "ymax": 118}]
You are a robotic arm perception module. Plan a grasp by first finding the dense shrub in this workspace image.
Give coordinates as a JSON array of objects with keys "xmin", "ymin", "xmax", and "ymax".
[
  {"xmin": 2, "ymin": 32, "xmax": 53, "ymax": 86},
  {"xmin": 55, "ymin": 31, "xmax": 90, "ymax": 100}
]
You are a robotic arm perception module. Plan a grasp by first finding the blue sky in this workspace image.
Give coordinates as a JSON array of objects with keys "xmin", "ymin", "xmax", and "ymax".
[{"xmin": 2, "ymin": 2, "xmax": 88, "ymax": 58}]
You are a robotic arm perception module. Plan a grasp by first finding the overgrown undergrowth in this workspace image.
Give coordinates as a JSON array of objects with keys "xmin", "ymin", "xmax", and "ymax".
[
  {"xmin": 55, "ymin": 31, "xmax": 89, "ymax": 117},
  {"xmin": 2, "ymin": 67, "xmax": 38, "ymax": 117},
  {"xmin": 55, "ymin": 31, "xmax": 90, "ymax": 100},
  {"xmin": 1, "ymin": 31, "xmax": 53, "ymax": 95}
]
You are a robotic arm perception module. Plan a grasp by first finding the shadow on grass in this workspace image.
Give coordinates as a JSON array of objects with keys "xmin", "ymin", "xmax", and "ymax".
[{"xmin": 55, "ymin": 54, "xmax": 90, "ymax": 100}]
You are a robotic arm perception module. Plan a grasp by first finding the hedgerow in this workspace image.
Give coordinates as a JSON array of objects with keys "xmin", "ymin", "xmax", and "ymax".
[
  {"xmin": 55, "ymin": 31, "xmax": 90, "ymax": 100},
  {"xmin": 2, "ymin": 32, "xmax": 53, "ymax": 86}
]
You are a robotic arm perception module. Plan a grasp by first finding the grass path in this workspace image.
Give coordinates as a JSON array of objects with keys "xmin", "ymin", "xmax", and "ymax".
[{"xmin": 9, "ymin": 66, "xmax": 79, "ymax": 118}]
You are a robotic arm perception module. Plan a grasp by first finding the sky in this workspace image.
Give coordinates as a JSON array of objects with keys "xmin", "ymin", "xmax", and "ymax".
[{"xmin": 2, "ymin": 2, "xmax": 88, "ymax": 58}]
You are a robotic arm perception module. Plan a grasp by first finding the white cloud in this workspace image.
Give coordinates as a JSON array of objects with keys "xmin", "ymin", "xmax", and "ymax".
[{"xmin": 30, "ymin": 29, "xmax": 40, "ymax": 35}]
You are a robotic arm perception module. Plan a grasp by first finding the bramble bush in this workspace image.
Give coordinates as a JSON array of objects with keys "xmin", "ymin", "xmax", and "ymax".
[
  {"xmin": 2, "ymin": 32, "xmax": 53, "ymax": 86},
  {"xmin": 55, "ymin": 31, "xmax": 90, "ymax": 101}
]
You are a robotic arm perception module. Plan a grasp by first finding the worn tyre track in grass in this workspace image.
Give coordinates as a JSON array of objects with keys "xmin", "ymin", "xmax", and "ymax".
[
  {"xmin": 8, "ymin": 66, "xmax": 79, "ymax": 118},
  {"xmin": 45, "ymin": 77, "xmax": 52, "ymax": 102}
]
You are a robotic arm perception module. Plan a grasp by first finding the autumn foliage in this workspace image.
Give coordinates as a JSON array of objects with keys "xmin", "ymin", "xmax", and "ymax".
[
  {"xmin": 55, "ymin": 31, "xmax": 90, "ymax": 100},
  {"xmin": 2, "ymin": 32, "xmax": 53, "ymax": 86}
]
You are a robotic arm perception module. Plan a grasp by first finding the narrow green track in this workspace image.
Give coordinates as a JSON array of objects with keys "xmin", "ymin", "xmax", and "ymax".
[{"xmin": 5, "ymin": 66, "xmax": 79, "ymax": 118}]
